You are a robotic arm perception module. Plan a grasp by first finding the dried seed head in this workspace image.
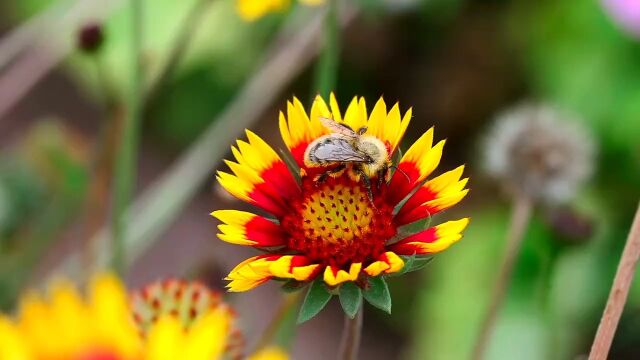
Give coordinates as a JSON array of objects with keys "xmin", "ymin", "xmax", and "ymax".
[{"xmin": 484, "ymin": 103, "xmax": 596, "ymax": 204}]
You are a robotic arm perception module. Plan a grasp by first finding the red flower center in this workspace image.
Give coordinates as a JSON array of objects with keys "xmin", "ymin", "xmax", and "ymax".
[{"xmin": 281, "ymin": 175, "xmax": 396, "ymax": 267}]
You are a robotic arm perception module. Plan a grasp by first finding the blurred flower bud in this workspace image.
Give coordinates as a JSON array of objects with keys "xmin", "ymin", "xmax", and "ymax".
[
  {"xmin": 484, "ymin": 103, "xmax": 596, "ymax": 204},
  {"xmin": 601, "ymin": 0, "xmax": 640, "ymax": 39},
  {"xmin": 77, "ymin": 22, "xmax": 104, "ymax": 53},
  {"xmin": 545, "ymin": 206, "xmax": 595, "ymax": 245}
]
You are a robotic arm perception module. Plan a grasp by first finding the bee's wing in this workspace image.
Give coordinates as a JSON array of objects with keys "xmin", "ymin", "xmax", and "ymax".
[
  {"xmin": 319, "ymin": 117, "xmax": 358, "ymax": 138},
  {"xmin": 310, "ymin": 137, "xmax": 369, "ymax": 163}
]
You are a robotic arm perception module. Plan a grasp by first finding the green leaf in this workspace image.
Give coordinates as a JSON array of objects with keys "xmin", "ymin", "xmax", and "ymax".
[
  {"xmin": 297, "ymin": 279, "xmax": 332, "ymax": 323},
  {"xmin": 339, "ymin": 282, "xmax": 363, "ymax": 319},
  {"xmin": 363, "ymin": 276, "xmax": 392, "ymax": 313}
]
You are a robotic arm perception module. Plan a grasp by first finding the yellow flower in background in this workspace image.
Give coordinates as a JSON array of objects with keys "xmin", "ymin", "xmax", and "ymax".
[
  {"xmin": 0, "ymin": 274, "xmax": 242, "ymax": 360},
  {"xmin": 249, "ymin": 346, "xmax": 290, "ymax": 360},
  {"xmin": 213, "ymin": 94, "xmax": 469, "ymax": 293},
  {"xmin": 237, "ymin": 0, "xmax": 325, "ymax": 21}
]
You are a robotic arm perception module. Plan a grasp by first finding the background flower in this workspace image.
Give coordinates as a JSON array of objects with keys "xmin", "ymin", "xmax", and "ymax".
[
  {"xmin": 483, "ymin": 103, "xmax": 596, "ymax": 204},
  {"xmin": 0, "ymin": 274, "xmax": 237, "ymax": 360},
  {"xmin": 237, "ymin": 0, "xmax": 324, "ymax": 21}
]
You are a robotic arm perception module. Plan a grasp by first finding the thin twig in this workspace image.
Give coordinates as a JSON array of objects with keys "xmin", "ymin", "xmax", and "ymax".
[
  {"xmin": 54, "ymin": 5, "xmax": 358, "ymax": 278},
  {"xmin": 588, "ymin": 202, "xmax": 640, "ymax": 360},
  {"xmin": 254, "ymin": 291, "xmax": 303, "ymax": 351},
  {"xmin": 110, "ymin": 0, "xmax": 143, "ymax": 275},
  {"xmin": 339, "ymin": 307, "xmax": 363, "ymax": 360},
  {"xmin": 471, "ymin": 194, "xmax": 533, "ymax": 360}
]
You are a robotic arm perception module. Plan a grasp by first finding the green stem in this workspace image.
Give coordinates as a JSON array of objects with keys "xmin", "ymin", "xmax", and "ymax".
[
  {"xmin": 254, "ymin": 291, "xmax": 303, "ymax": 351},
  {"xmin": 143, "ymin": 0, "xmax": 215, "ymax": 107},
  {"xmin": 314, "ymin": 0, "xmax": 339, "ymax": 98},
  {"xmin": 471, "ymin": 194, "xmax": 533, "ymax": 360},
  {"xmin": 111, "ymin": 0, "xmax": 143, "ymax": 275}
]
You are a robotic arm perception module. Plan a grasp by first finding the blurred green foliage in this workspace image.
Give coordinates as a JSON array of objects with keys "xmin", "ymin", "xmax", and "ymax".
[{"xmin": 0, "ymin": 121, "xmax": 89, "ymax": 310}]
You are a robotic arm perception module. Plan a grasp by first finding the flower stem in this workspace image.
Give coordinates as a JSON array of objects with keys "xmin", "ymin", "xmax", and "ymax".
[
  {"xmin": 314, "ymin": 0, "xmax": 340, "ymax": 98},
  {"xmin": 339, "ymin": 306, "xmax": 363, "ymax": 360},
  {"xmin": 254, "ymin": 291, "xmax": 303, "ymax": 351},
  {"xmin": 144, "ymin": 0, "xmax": 215, "ymax": 106},
  {"xmin": 111, "ymin": 0, "xmax": 143, "ymax": 275},
  {"xmin": 588, "ymin": 202, "xmax": 640, "ymax": 360},
  {"xmin": 471, "ymin": 194, "xmax": 533, "ymax": 360}
]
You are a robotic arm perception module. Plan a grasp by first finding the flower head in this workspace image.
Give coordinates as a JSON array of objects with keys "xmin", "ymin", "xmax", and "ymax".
[
  {"xmin": 237, "ymin": 0, "xmax": 324, "ymax": 21},
  {"xmin": 601, "ymin": 0, "xmax": 640, "ymax": 38},
  {"xmin": 484, "ymin": 103, "xmax": 596, "ymax": 204},
  {"xmin": 0, "ymin": 274, "xmax": 240, "ymax": 360},
  {"xmin": 213, "ymin": 94, "xmax": 469, "ymax": 298}
]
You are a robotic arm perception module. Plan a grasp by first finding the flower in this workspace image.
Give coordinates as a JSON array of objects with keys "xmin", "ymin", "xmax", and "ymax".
[
  {"xmin": 483, "ymin": 103, "xmax": 596, "ymax": 204},
  {"xmin": 237, "ymin": 0, "xmax": 324, "ymax": 21},
  {"xmin": 249, "ymin": 347, "xmax": 289, "ymax": 360},
  {"xmin": 77, "ymin": 22, "xmax": 105, "ymax": 53},
  {"xmin": 0, "ymin": 274, "xmax": 240, "ymax": 360},
  {"xmin": 213, "ymin": 94, "xmax": 470, "ymax": 293},
  {"xmin": 601, "ymin": 0, "xmax": 640, "ymax": 39}
]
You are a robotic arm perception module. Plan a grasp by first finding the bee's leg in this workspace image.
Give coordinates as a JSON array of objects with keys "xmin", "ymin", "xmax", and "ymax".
[
  {"xmin": 354, "ymin": 167, "xmax": 375, "ymax": 206},
  {"xmin": 314, "ymin": 164, "xmax": 346, "ymax": 185},
  {"xmin": 377, "ymin": 163, "xmax": 389, "ymax": 189}
]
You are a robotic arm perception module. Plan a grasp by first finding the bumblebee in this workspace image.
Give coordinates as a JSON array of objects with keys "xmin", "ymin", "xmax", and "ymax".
[{"xmin": 303, "ymin": 117, "xmax": 392, "ymax": 200}]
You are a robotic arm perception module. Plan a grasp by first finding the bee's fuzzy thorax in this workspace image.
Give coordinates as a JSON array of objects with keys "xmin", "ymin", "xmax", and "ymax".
[{"xmin": 357, "ymin": 135, "xmax": 389, "ymax": 176}]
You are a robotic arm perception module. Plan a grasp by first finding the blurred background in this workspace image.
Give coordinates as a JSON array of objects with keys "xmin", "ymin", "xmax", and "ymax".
[{"xmin": 0, "ymin": 0, "xmax": 639, "ymax": 359}]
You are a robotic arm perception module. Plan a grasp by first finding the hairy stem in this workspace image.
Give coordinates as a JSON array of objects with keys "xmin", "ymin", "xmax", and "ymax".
[
  {"xmin": 471, "ymin": 194, "xmax": 533, "ymax": 360},
  {"xmin": 588, "ymin": 202, "xmax": 640, "ymax": 360},
  {"xmin": 339, "ymin": 307, "xmax": 363, "ymax": 360}
]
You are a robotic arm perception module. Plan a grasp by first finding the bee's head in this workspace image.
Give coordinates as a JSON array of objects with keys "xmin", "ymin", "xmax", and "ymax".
[{"xmin": 356, "ymin": 136, "xmax": 388, "ymax": 165}]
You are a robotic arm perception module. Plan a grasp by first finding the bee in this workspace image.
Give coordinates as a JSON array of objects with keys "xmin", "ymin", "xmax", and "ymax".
[{"xmin": 303, "ymin": 116, "xmax": 392, "ymax": 201}]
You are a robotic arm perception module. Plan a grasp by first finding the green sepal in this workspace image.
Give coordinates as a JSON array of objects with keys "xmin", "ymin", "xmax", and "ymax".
[
  {"xmin": 281, "ymin": 279, "xmax": 306, "ymax": 293},
  {"xmin": 395, "ymin": 254, "xmax": 434, "ymax": 275},
  {"xmin": 279, "ymin": 148, "xmax": 301, "ymax": 184},
  {"xmin": 297, "ymin": 279, "xmax": 332, "ymax": 324},
  {"xmin": 397, "ymin": 216, "xmax": 433, "ymax": 237},
  {"xmin": 363, "ymin": 276, "xmax": 391, "ymax": 313},
  {"xmin": 339, "ymin": 282, "xmax": 363, "ymax": 319}
]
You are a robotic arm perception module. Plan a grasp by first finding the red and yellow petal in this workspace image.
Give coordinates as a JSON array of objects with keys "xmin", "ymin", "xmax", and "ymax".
[
  {"xmin": 212, "ymin": 210, "xmax": 285, "ymax": 247},
  {"xmin": 323, "ymin": 263, "xmax": 362, "ymax": 287},
  {"xmin": 394, "ymin": 165, "xmax": 470, "ymax": 226},
  {"xmin": 268, "ymin": 256, "xmax": 321, "ymax": 281},
  {"xmin": 386, "ymin": 128, "xmax": 445, "ymax": 205},
  {"xmin": 342, "ymin": 96, "xmax": 368, "ymax": 133},
  {"xmin": 225, "ymin": 255, "xmax": 319, "ymax": 292},
  {"xmin": 366, "ymin": 98, "xmax": 412, "ymax": 155},
  {"xmin": 389, "ymin": 218, "xmax": 470, "ymax": 255},
  {"xmin": 217, "ymin": 130, "xmax": 299, "ymax": 217},
  {"xmin": 363, "ymin": 252, "xmax": 405, "ymax": 277},
  {"xmin": 279, "ymin": 96, "xmax": 332, "ymax": 168}
]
